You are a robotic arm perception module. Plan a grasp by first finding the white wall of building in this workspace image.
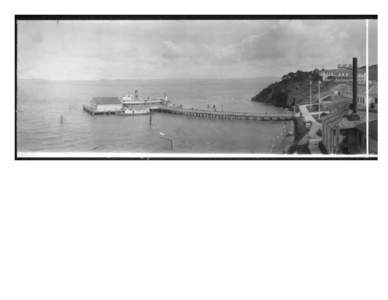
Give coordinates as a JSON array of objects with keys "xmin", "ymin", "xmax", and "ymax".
[{"xmin": 95, "ymin": 104, "xmax": 123, "ymax": 112}]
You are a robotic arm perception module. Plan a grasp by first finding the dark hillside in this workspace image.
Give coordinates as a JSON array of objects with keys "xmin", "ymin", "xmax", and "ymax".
[{"xmin": 251, "ymin": 69, "xmax": 325, "ymax": 107}]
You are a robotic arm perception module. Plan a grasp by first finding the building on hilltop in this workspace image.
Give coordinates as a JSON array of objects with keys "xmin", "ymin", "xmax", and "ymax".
[{"xmin": 320, "ymin": 64, "xmax": 366, "ymax": 83}]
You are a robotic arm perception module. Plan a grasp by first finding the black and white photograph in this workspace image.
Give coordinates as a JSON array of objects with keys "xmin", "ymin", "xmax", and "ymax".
[
  {"xmin": 15, "ymin": 16, "xmax": 378, "ymax": 159},
  {"xmin": 2, "ymin": 3, "xmax": 387, "ymax": 300}
]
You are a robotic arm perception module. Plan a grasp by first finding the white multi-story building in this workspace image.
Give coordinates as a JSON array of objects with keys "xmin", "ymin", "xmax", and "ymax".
[{"xmin": 320, "ymin": 64, "xmax": 366, "ymax": 83}]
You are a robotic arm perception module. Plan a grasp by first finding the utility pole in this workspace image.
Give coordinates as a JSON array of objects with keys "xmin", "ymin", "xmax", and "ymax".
[{"xmin": 309, "ymin": 80, "xmax": 312, "ymax": 106}]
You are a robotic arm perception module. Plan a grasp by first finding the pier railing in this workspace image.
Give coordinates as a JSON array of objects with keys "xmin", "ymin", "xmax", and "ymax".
[{"xmin": 150, "ymin": 106, "xmax": 295, "ymax": 121}]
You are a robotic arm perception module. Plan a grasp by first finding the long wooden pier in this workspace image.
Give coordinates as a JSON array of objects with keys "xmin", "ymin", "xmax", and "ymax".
[
  {"xmin": 151, "ymin": 106, "xmax": 295, "ymax": 121},
  {"xmin": 83, "ymin": 103, "xmax": 295, "ymax": 121}
]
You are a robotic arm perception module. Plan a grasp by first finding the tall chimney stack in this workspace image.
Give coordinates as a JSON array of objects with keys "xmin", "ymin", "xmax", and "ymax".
[
  {"xmin": 348, "ymin": 57, "xmax": 360, "ymax": 120},
  {"xmin": 352, "ymin": 57, "xmax": 358, "ymax": 114}
]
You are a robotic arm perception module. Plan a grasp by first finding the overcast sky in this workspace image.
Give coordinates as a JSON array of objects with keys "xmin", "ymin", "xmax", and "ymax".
[{"xmin": 17, "ymin": 20, "xmax": 377, "ymax": 80}]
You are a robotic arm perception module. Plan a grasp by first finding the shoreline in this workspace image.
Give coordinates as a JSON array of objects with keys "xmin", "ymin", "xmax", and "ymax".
[{"xmin": 270, "ymin": 120, "xmax": 294, "ymax": 154}]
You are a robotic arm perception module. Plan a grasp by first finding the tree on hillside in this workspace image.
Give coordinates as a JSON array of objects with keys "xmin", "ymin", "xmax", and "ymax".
[
  {"xmin": 311, "ymin": 69, "xmax": 323, "ymax": 82},
  {"xmin": 272, "ymin": 86, "xmax": 289, "ymax": 107}
]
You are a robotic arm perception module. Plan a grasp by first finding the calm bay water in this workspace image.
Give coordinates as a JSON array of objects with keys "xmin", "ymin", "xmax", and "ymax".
[{"xmin": 17, "ymin": 78, "xmax": 291, "ymax": 154}]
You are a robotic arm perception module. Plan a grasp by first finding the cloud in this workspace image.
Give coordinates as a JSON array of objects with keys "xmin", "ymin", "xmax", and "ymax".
[
  {"xmin": 237, "ymin": 21, "xmax": 358, "ymax": 62},
  {"xmin": 160, "ymin": 20, "xmax": 369, "ymax": 73},
  {"xmin": 17, "ymin": 20, "xmax": 374, "ymax": 80},
  {"xmin": 161, "ymin": 40, "xmax": 239, "ymax": 64},
  {"xmin": 162, "ymin": 41, "xmax": 202, "ymax": 60},
  {"xmin": 239, "ymin": 33, "xmax": 286, "ymax": 61}
]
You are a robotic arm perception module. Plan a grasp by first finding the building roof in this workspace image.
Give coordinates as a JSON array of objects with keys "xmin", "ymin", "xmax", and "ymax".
[
  {"xmin": 338, "ymin": 111, "xmax": 378, "ymax": 131},
  {"xmin": 331, "ymin": 83, "xmax": 378, "ymax": 98},
  {"xmin": 91, "ymin": 97, "xmax": 122, "ymax": 105},
  {"xmin": 321, "ymin": 68, "xmax": 352, "ymax": 73}
]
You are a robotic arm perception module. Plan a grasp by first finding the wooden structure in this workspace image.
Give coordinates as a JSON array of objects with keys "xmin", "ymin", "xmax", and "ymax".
[
  {"xmin": 321, "ymin": 103, "xmax": 349, "ymax": 153},
  {"xmin": 83, "ymin": 102, "xmax": 295, "ymax": 121},
  {"xmin": 150, "ymin": 106, "xmax": 294, "ymax": 121},
  {"xmin": 89, "ymin": 97, "xmax": 123, "ymax": 114},
  {"xmin": 83, "ymin": 105, "xmax": 121, "ymax": 116}
]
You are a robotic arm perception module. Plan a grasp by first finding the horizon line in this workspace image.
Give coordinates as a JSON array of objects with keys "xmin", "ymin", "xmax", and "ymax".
[
  {"xmin": 17, "ymin": 63, "xmax": 378, "ymax": 82},
  {"xmin": 17, "ymin": 76, "xmax": 281, "ymax": 82}
]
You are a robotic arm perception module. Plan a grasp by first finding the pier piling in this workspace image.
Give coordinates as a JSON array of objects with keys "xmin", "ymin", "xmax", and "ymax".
[{"xmin": 150, "ymin": 107, "xmax": 294, "ymax": 121}]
